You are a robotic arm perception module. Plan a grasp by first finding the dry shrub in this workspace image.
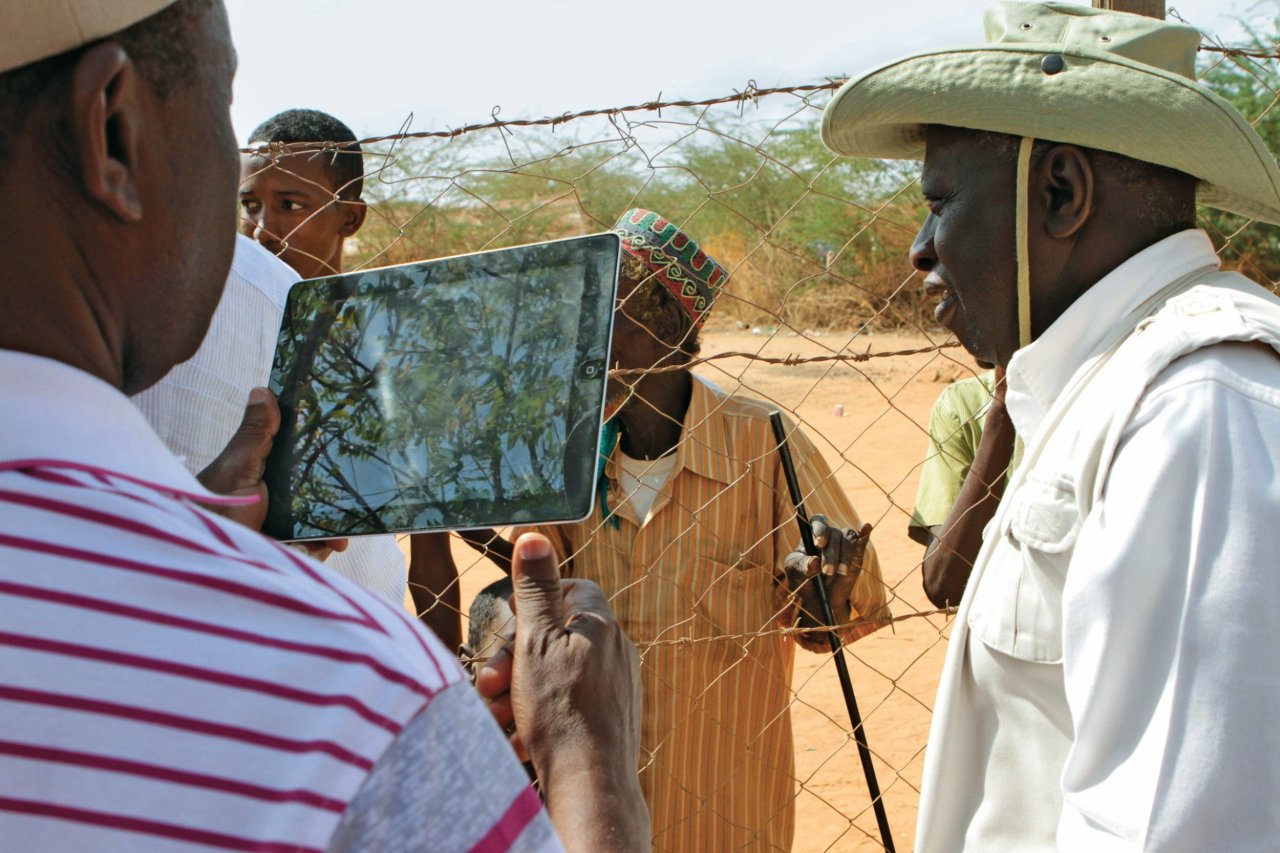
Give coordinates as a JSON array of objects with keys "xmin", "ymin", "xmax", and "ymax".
[{"xmin": 705, "ymin": 218, "xmax": 935, "ymax": 333}]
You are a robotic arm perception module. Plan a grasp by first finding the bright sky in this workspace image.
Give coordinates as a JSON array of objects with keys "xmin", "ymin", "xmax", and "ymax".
[{"xmin": 226, "ymin": 0, "xmax": 1272, "ymax": 143}]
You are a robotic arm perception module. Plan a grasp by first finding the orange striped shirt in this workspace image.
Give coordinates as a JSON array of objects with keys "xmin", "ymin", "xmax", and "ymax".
[{"xmin": 536, "ymin": 379, "xmax": 890, "ymax": 852}]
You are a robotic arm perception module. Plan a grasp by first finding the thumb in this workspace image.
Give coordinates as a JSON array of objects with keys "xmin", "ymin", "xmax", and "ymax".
[
  {"xmin": 511, "ymin": 532, "xmax": 565, "ymax": 637},
  {"xmin": 810, "ymin": 514, "xmax": 830, "ymax": 549},
  {"xmin": 235, "ymin": 387, "xmax": 280, "ymax": 447},
  {"xmin": 197, "ymin": 388, "xmax": 279, "ymax": 496},
  {"xmin": 222, "ymin": 387, "xmax": 280, "ymax": 484}
]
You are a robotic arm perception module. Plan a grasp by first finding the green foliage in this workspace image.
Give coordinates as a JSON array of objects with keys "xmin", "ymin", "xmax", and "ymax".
[
  {"xmin": 343, "ymin": 35, "xmax": 1280, "ymax": 332},
  {"xmin": 645, "ymin": 118, "xmax": 927, "ymax": 329},
  {"xmin": 347, "ymin": 106, "xmax": 930, "ymax": 331},
  {"xmin": 1198, "ymin": 18, "xmax": 1280, "ymax": 290}
]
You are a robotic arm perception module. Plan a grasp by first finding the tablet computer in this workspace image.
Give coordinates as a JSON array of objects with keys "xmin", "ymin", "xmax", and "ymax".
[{"xmin": 262, "ymin": 233, "xmax": 620, "ymax": 541}]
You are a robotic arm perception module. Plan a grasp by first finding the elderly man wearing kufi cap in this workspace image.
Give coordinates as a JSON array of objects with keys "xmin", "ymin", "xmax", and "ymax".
[
  {"xmin": 492, "ymin": 209, "xmax": 891, "ymax": 851},
  {"xmin": 0, "ymin": 2, "xmax": 651, "ymax": 850},
  {"xmin": 824, "ymin": 2, "xmax": 1280, "ymax": 849}
]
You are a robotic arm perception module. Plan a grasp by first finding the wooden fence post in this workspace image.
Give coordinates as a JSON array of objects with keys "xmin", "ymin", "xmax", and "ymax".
[{"xmin": 1092, "ymin": 0, "xmax": 1165, "ymax": 19}]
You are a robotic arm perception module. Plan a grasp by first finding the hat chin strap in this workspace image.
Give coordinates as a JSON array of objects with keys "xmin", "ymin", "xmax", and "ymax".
[{"xmin": 1016, "ymin": 136, "xmax": 1035, "ymax": 350}]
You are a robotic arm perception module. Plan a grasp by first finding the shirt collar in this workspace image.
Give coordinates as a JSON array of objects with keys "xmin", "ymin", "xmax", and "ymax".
[
  {"xmin": 678, "ymin": 377, "xmax": 745, "ymax": 484},
  {"xmin": 603, "ymin": 375, "xmax": 743, "ymax": 487},
  {"xmin": 0, "ymin": 350, "xmax": 251, "ymax": 505},
  {"xmin": 1004, "ymin": 229, "xmax": 1220, "ymax": 441}
]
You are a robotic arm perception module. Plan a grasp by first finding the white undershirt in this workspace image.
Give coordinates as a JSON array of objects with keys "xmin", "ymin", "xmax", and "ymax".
[{"xmin": 617, "ymin": 451, "xmax": 678, "ymax": 525}]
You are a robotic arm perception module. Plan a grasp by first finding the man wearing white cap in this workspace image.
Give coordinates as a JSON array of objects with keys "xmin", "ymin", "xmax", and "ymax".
[
  {"xmin": 0, "ymin": 1, "xmax": 647, "ymax": 850},
  {"xmin": 824, "ymin": 2, "xmax": 1280, "ymax": 850}
]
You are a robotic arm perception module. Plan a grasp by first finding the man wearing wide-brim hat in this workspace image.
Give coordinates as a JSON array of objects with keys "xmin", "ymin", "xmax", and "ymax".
[{"xmin": 823, "ymin": 2, "xmax": 1280, "ymax": 849}]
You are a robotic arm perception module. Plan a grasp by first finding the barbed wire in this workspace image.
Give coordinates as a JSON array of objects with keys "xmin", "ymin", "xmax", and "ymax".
[
  {"xmin": 241, "ymin": 40, "xmax": 1278, "ymax": 162},
  {"xmin": 608, "ymin": 342, "xmax": 960, "ymax": 377},
  {"xmin": 1201, "ymin": 45, "xmax": 1280, "ymax": 60},
  {"xmin": 241, "ymin": 80, "xmax": 847, "ymax": 155}
]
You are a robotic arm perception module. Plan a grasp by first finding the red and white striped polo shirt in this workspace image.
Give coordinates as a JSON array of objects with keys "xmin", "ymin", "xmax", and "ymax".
[{"xmin": 0, "ymin": 351, "xmax": 559, "ymax": 852}]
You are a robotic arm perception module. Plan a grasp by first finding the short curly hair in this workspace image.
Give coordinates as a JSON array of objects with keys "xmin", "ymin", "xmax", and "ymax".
[
  {"xmin": 248, "ymin": 108, "xmax": 365, "ymax": 201},
  {"xmin": 467, "ymin": 576, "xmax": 513, "ymax": 660}
]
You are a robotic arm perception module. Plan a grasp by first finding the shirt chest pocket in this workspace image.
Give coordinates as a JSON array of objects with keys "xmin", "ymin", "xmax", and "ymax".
[
  {"xmin": 967, "ymin": 472, "xmax": 1080, "ymax": 664},
  {"xmin": 691, "ymin": 559, "xmax": 777, "ymax": 644}
]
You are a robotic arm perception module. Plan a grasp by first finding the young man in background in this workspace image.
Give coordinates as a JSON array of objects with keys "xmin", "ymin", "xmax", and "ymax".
[{"xmin": 240, "ymin": 109, "xmax": 463, "ymax": 645}]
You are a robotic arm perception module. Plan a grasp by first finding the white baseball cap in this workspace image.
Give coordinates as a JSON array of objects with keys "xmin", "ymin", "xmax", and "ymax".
[{"xmin": 0, "ymin": 0, "xmax": 178, "ymax": 74}]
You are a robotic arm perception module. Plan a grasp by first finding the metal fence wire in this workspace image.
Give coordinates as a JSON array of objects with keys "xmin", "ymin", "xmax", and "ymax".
[{"xmin": 242, "ymin": 18, "xmax": 1280, "ymax": 851}]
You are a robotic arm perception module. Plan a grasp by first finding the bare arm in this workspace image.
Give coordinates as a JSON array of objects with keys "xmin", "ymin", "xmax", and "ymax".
[
  {"xmin": 408, "ymin": 532, "xmax": 462, "ymax": 652},
  {"xmin": 459, "ymin": 527, "xmax": 516, "ymax": 576},
  {"xmin": 921, "ymin": 370, "xmax": 1015, "ymax": 609}
]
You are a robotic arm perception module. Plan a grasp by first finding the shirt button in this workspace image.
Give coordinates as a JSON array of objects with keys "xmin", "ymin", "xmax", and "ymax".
[
  {"xmin": 1181, "ymin": 297, "xmax": 1221, "ymax": 316},
  {"xmin": 1041, "ymin": 54, "xmax": 1065, "ymax": 74}
]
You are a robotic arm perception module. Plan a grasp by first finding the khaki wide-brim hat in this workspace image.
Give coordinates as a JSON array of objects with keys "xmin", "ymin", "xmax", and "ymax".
[
  {"xmin": 0, "ymin": 0, "xmax": 177, "ymax": 74},
  {"xmin": 822, "ymin": 0, "xmax": 1280, "ymax": 225}
]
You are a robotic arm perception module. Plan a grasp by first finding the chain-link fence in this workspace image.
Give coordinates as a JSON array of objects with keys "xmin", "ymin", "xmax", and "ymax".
[{"xmin": 243, "ymin": 15, "xmax": 1280, "ymax": 850}]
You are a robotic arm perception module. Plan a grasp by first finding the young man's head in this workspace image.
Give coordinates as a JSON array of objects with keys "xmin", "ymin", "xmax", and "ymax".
[
  {"xmin": 604, "ymin": 209, "xmax": 726, "ymax": 419},
  {"xmin": 461, "ymin": 577, "xmax": 514, "ymax": 677},
  {"xmin": 0, "ymin": 0, "xmax": 239, "ymax": 395},
  {"xmin": 821, "ymin": 1, "xmax": 1280, "ymax": 368},
  {"xmin": 239, "ymin": 108, "xmax": 367, "ymax": 279}
]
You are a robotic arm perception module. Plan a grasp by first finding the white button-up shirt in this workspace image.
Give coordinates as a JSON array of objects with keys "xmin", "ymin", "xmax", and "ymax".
[
  {"xmin": 916, "ymin": 230, "xmax": 1280, "ymax": 851},
  {"xmin": 132, "ymin": 235, "xmax": 409, "ymax": 604}
]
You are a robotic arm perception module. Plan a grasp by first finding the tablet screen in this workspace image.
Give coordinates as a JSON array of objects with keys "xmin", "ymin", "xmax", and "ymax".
[{"xmin": 262, "ymin": 233, "xmax": 619, "ymax": 540}]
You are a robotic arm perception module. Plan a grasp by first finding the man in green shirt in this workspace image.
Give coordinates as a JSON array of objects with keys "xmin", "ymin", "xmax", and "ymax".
[
  {"xmin": 909, "ymin": 371, "xmax": 997, "ymax": 540},
  {"xmin": 909, "ymin": 368, "xmax": 1015, "ymax": 608}
]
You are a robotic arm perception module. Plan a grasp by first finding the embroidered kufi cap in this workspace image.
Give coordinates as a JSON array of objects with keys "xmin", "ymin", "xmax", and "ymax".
[{"xmin": 612, "ymin": 209, "xmax": 729, "ymax": 327}]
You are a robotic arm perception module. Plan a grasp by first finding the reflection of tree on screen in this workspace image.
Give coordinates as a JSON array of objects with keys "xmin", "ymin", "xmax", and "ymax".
[{"xmin": 273, "ymin": 240, "xmax": 602, "ymax": 537}]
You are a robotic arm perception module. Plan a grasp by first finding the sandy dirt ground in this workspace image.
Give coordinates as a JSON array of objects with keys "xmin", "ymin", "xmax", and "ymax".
[{"xmin": 403, "ymin": 324, "xmax": 984, "ymax": 852}]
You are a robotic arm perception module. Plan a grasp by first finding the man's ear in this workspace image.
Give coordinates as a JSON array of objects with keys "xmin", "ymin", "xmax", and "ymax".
[
  {"xmin": 654, "ymin": 298, "xmax": 695, "ymax": 364},
  {"xmin": 338, "ymin": 198, "xmax": 367, "ymax": 238},
  {"xmin": 1037, "ymin": 144, "xmax": 1093, "ymax": 240},
  {"xmin": 69, "ymin": 42, "xmax": 144, "ymax": 223}
]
